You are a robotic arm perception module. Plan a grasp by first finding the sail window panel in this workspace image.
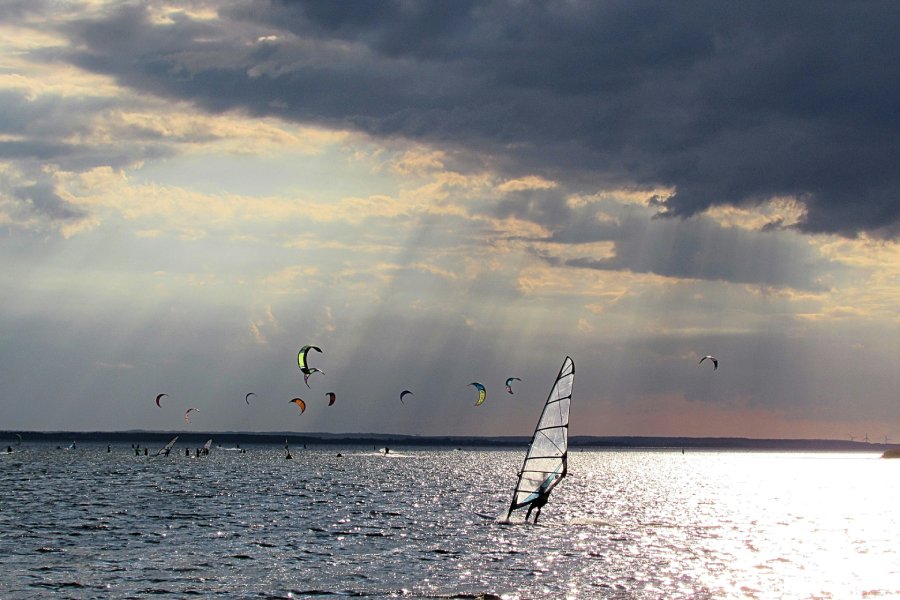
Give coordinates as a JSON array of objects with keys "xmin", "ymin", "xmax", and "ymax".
[
  {"xmin": 528, "ymin": 430, "xmax": 567, "ymax": 459},
  {"xmin": 537, "ymin": 399, "xmax": 570, "ymax": 429},
  {"xmin": 522, "ymin": 456, "xmax": 561, "ymax": 475},
  {"xmin": 554, "ymin": 377, "xmax": 573, "ymax": 400}
]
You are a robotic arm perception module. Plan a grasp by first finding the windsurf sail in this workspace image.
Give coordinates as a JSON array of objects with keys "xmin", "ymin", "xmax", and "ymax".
[
  {"xmin": 202, "ymin": 439, "xmax": 213, "ymax": 452},
  {"xmin": 507, "ymin": 356, "xmax": 573, "ymax": 519},
  {"xmin": 156, "ymin": 436, "xmax": 178, "ymax": 457}
]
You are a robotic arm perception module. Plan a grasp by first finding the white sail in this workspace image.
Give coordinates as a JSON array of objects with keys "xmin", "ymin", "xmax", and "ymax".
[
  {"xmin": 508, "ymin": 356, "xmax": 573, "ymax": 518},
  {"xmin": 202, "ymin": 439, "xmax": 213, "ymax": 451},
  {"xmin": 156, "ymin": 436, "xmax": 178, "ymax": 457}
]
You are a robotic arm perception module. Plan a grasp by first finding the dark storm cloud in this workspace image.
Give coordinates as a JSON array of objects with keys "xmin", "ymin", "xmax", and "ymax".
[{"xmin": 55, "ymin": 0, "xmax": 899, "ymax": 237}]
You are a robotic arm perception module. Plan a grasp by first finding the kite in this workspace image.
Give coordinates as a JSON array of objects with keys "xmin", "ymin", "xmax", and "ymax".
[
  {"xmin": 326, "ymin": 392, "xmax": 336, "ymax": 406},
  {"xmin": 400, "ymin": 390, "xmax": 413, "ymax": 404},
  {"xmin": 469, "ymin": 382, "xmax": 487, "ymax": 406},
  {"xmin": 290, "ymin": 398, "xmax": 306, "ymax": 414},
  {"xmin": 298, "ymin": 345, "xmax": 323, "ymax": 374},
  {"xmin": 699, "ymin": 355, "xmax": 718, "ymax": 371},
  {"xmin": 245, "ymin": 392, "xmax": 256, "ymax": 405},
  {"xmin": 155, "ymin": 393, "xmax": 168, "ymax": 407},
  {"xmin": 505, "ymin": 377, "xmax": 522, "ymax": 394},
  {"xmin": 184, "ymin": 408, "xmax": 199, "ymax": 424}
]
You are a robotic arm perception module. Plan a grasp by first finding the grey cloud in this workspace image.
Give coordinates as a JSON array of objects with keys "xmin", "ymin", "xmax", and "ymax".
[
  {"xmin": 0, "ymin": 140, "xmax": 76, "ymax": 162},
  {"xmin": 0, "ymin": 0, "xmax": 52, "ymax": 20},
  {"xmin": 492, "ymin": 188, "xmax": 575, "ymax": 229},
  {"xmin": 43, "ymin": 1, "xmax": 900, "ymax": 238},
  {"xmin": 0, "ymin": 89, "xmax": 116, "ymax": 140},
  {"xmin": 472, "ymin": 182, "xmax": 832, "ymax": 290},
  {"xmin": 9, "ymin": 182, "xmax": 86, "ymax": 222},
  {"xmin": 485, "ymin": 185, "xmax": 831, "ymax": 290},
  {"xmin": 0, "ymin": 86, "xmax": 179, "ymax": 172},
  {"xmin": 565, "ymin": 210, "xmax": 833, "ymax": 290}
]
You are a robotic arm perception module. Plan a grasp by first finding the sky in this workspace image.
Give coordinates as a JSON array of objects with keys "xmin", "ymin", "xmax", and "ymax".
[{"xmin": 1, "ymin": 0, "xmax": 898, "ymax": 440}]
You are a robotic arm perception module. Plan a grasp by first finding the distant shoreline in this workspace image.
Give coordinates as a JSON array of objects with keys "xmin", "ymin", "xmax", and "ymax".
[{"xmin": 1, "ymin": 430, "xmax": 892, "ymax": 452}]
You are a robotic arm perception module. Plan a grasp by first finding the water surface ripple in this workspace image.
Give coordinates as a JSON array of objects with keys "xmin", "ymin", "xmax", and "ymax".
[{"xmin": 1, "ymin": 445, "xmax": 897, "ymax": 598}]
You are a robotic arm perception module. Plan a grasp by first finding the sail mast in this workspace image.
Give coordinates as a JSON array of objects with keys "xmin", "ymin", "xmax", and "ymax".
[{"xmin": 507, "ymin": 356, "xmax": 574, "ymax": 519}]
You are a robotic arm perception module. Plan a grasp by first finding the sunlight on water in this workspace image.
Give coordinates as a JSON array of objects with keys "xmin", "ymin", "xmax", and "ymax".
[
  {"xmin": 563, "ymin": 450, "xmax": 900, "ymax": 598},
  {"xmin": 1, "ymin": 444, "xmax": 898, "ymax": 598}
]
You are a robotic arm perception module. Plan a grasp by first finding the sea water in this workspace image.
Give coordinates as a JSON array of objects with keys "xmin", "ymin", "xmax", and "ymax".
[{"xmin": 1, "ymin": 444, "xmax": 898, "ymax": 598}]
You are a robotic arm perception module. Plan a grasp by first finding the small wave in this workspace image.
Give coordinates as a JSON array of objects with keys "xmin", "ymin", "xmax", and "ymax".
[
  {"xmin": 75, "ymin": 522, "xmax": 110, "ymax": 530},
  {"xmin": 423, "ymin": 593, "xmax": 504, "ymax": 600},
  {"xmin": 284, "ymin": 589, "xmax": 370, "ymax": 597},
  {"xmin": 30, "ymin": 581, "xmax": 87, "ymax": 590},
  {"xmin": 568, "ymin": 517, "xmax": 613, "ymax": 526}
]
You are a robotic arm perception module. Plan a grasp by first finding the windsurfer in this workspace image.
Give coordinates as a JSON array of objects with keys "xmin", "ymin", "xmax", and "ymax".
[{"xmin": 525, "ymin": 492, "xmax": 550, "ymax": 524}]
